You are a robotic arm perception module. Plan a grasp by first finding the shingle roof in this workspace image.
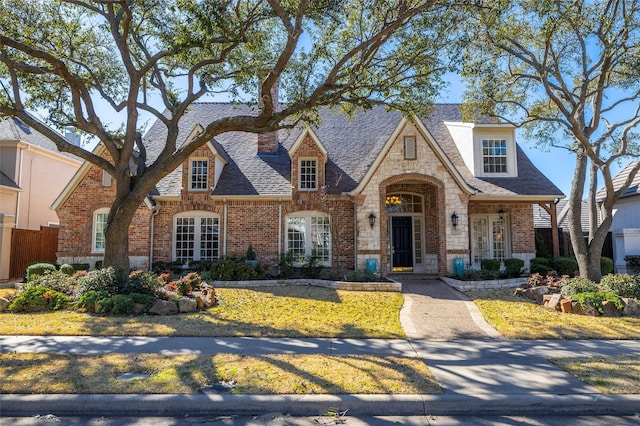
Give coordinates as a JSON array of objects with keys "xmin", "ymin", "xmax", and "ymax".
[
  {"xmin": 596, "ymin": 161, "xmax": 640, "ymax": 201},
  {"xmin": 0, "ymin": 116, "xmax": 79, "ymax": 161},
  {"xmin": 533, "ymin": 199, "xmax": 591, "ymax": 232},
  {"xmin": 0, "ymin": 169, "xmax": 19, "ymax": 189},
  {"xmin": 144, "ymin": 103, "xmax": 563, "ymax": 199}
]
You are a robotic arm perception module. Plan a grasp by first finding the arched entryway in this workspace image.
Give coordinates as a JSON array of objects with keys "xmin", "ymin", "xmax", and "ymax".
[{"xmin": 379, "ymin": 176, "xmax": 446, "ymax": 274}]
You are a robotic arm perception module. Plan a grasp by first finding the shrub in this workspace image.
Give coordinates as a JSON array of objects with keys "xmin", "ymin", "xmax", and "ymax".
[
  {"xmin": 129, "ymin": 293, "xmax": 156, "ymax": 312},
  {"xmin": 560, "ymin": 277, "xmax": 600, "ymax": 296},
  {"xmin": 26, "ymin": 263, "xmax": 57, "ymax": 282},
  {"xmin": 246, "ymin": 244, "xmax": 257, "ymax": 260},
  {"xmin": 504, "ymin": 258, "xmax": 525, "ymax": 278},
  {"xmin": 600, "ymin": 274, "xmax": 640, "ymax": 299},
  {"xmin": 9, "ymin": 286, "xmax": 70, "ymax": 312},
  {"xmin": 461, "ymin": 268, "xmax": 499, "ymax": 281},
  {"xmin": 481, "ymin": 259, "xmax": 500, "ymax": 271},
  {"xmin": 235, "ymin": 262, "xmax": 258, "ymax": 280},
  {"xmin": 125, "ymin": 270, "xmax": 161, "ymax": 296},
  {"xmin": 76, "ymin": 290, "xmax": 109, "ymax": 313},
  {"xmin": 59, "ymin": 264, "xmax": 75, "ymax": 276},
  {"xmin": 78, "ymin": 267, "xmax": 125, "ymax": 296},
  {"xmin": 176, "ymin": 272, "xmax": 201, "ymax": 295},
  {"xmin": 600, "ymin": 257, "xmax": 614, "ymax": 276},
  {"xmin": 551, "ymin": 257, "xmax": 578, "ymax": 277},
  {"xmin": 529, "ymin": 262, "xmax": 552, "ymax": 276},
  {"xmin": 530, "ymin": 257, "xmax": 551, "ymax": 266},
  {"xmin": 573, "ymin": 291, "xmax": 624, "ymax": 314},
  {"xmin": 24, "ymin": 270, "xmax": 80, "ymax": 299},
  {"xmin": 94, "ymin": 260, "xmax": 103, "ymax": 270},
  {"xmin": 211, "ymin": 259, "xmax": 239, "ymax": 281},
  {"xmin": 70, "ymin": 263, "xmax": 90, "ymax": 272},
  {"xmin": 96, "ymin": 294, "xmax": 135, "ymax": 315},
  {"xmin": 625, "ymin": 255, "xmax": 640, "ymax": 273}
]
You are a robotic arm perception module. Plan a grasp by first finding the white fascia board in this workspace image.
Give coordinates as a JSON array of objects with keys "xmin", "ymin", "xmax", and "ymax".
[{"xmin": 51, "ymin": 143, "xmax": 106, "ymax": 211}]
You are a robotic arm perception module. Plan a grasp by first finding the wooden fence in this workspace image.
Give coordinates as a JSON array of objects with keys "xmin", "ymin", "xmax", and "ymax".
[{"xmin": 9, "ymin": 226, "xmax": 59, "ymax": 279}]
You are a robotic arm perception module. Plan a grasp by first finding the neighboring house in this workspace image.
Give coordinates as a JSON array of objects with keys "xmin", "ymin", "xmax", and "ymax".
[
  {"xmin": 533, "ymin": 199, "xmax": 585, "ymax": 258},
  {"xmin": 53, "ymin": 104, "xmax": 563, "ymax": 275},
  {"xmin": 597, "ymin": 161, "xmax": 640, "ymax": 273},
  {"xmin": 0, "ymin": 116, "xmax": 81, "ymax": 281}
]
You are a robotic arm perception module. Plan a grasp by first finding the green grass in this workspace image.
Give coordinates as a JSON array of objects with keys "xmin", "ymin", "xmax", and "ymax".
[
  {"xmin": 469, "ymin": 289, "xmax": 640, "ymax": 339},
  {"xmin": 0, "ymin": 353, "xmax": 441, "ymax": 395},
  {"xmin": 0, "ymin": 286, "xmax": 405, "ymax": 338}
]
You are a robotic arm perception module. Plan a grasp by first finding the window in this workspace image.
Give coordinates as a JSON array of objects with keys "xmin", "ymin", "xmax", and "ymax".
[
  {"xmin": 471, "ymin": 215, "xmax": 509, "ymax": 266},
  {"xmin": 404, "ymin": 136, "xmax": 416, "ymax": 160},
  {"xmin": 174, "ymin": 212, "xmax": 219, "ymax": 263},
  {"xmin": 102, "ymin": 170, "xmax": 112, "ymax": 187},
  {"xmin": 482, "ymin": 139, "xmax": 508, "ymax": 173},
  {"xmin": 286, "ymin": 212, "xmax": 331, "ymax": 265},
  {"xmin": 190, "ymin": 158, "xmax": 209, "ymax": 191},
  {"xmin": 299, "ymin": 159, "xmax": 317, "ymax": 190},
  {"xmin": 92, "ymin": 208, "xmax": 109, "ymax": 253}
]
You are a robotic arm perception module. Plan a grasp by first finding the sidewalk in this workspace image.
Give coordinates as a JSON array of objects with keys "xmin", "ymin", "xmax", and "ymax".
[{"xmin": 2, "ymin": 279, "xmax": 640, "ymax": 417}]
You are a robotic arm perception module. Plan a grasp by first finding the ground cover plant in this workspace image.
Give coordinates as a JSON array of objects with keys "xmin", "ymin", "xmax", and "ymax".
[
  {"xmin": 470, "ymin": 289, "xmax": 640, "ymax": 339},
  {"xmin": 0, "ymin": 353, "xmax": 440, "ymax": 395},
  {"xmin": 551, "ymin": 355, "xmax": 640, "ymax": 394},
  {"xmin": 0, "ymin": 286, "xmax": 405, "ymax": 338}
]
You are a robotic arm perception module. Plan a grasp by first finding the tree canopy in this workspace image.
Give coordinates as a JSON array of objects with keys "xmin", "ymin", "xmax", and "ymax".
[
  {"xmin": 0, "ymin": 0, "xmax": 455, "ymax": 269},
  {"xmin": 460, "ymin": 0, "xmax": 640, "ymax": 280}
]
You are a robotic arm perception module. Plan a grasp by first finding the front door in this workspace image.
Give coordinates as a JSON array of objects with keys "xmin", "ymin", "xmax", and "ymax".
[{"xmin": 392, "ymin": 216, "xmax": 413, "ymax": 271}]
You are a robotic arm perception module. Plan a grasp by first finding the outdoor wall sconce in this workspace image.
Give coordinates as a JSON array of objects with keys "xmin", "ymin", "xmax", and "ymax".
[
  {"xmin": 368, "ymin": 212, "xmax": 376, "ymax": 229},
  {"xmin": 498, "ymin": 209, "xmax": 505, "ymax": 220},
  {"xmin": 451, "ymin": 212, "xmax": 459, "ymax": 228}
]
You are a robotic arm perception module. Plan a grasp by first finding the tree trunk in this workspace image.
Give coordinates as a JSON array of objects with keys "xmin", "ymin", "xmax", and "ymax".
[{"xmin": 568, "ymin": 149, "xmax": 591, "ymax": 278}]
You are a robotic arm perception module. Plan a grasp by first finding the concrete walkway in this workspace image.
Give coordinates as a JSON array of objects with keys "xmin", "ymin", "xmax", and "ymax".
[{"xmin": 2, "ymin": 278, "xmax": 640, "ymax": 417}]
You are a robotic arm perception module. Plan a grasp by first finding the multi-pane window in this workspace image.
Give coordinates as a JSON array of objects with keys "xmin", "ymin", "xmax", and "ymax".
[
  {"xmin": 471, "ymin": 215, "xmax": 509, "ymax": 266},
  {"xmin": 190, "ymin": 158, "xmax": 208, "ymax": 190},
  {"xmin": 93, "ymin": 209, "xmax": 109, "ymax": 252},
  {"xmin": 299, "ymin": 159, "xmax": 317, "ymax": 190},
  {"xmin": 174, "ymin": 213, "xmax": 219, "ymax": 263},
  {"xmin": 482, "ymin": 139, "xmax": 508, "ymax": 173},
  {"xmin": 286, "ymin": 213, "xmax": 331, "ymax": 265}
]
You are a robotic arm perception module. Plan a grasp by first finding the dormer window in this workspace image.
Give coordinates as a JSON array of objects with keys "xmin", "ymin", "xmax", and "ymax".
[
  {"xmin": 190, "ymin": 158, "xmax": 208, "ymax": 191},
  {"xmin": 299, "ymin": 158, "xmax": 317, "ymax": 191},
  {"xmin": 482, "ymin": 139, "xmax": 508, "ymax": 173}
]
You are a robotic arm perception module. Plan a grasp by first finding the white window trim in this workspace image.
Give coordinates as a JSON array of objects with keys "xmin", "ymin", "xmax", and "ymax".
[
  {"xmin": 474, "ymin": 136, "xmax": 517, "ymax": 178},
  {"xmin": 173, "ymin": 210, "xmax": 220, "ymax": 262},
  {"xmin": 285, "ymin": 211, "xmax": 331, "ymax": 266},
  {"xmin": 470, "ymin": 214, "xmax": 511, "ymax": 267},
  {"xmin": 404, "ymin": 136, "xmax": 416, "ymax": 160},
  {"xmin": 102, "ymin": 170, "xmax": 112, "ymax": 187},
  {"xmin": 189, "ymin": 157, "xmax": 210, "ymax": 191},
  {"xmin": 298, "ymin": 158, "xmax": 318, "ymax": 191},
  {"xmin": 92, "ymin": 208, "xmax": 110, "ymax": 253}
]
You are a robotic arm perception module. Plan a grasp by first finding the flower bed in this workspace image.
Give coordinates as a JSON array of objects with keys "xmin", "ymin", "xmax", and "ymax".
[{"xmin": 212, "ymin": 278, "xmax": 401, "ymax": 292}]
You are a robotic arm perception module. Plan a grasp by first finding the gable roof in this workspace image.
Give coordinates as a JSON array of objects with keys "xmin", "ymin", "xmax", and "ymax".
[
  {"xmin": 0, "ymin": 169, "xmax": 19, "ymax": 190},
  {"xmin": 533, "ymin": 199, "xmax": 592, "ymax": 232},
  {"xmin": 596, "ymin": 161, "xmax": 640, "ymax": 202},
  {"xmin": 92, "ymin": 103, "xmax": 563, "ymax": 200},
  {"xmin": 0, "ymin": 116, "xmax": 80, "ymax": 162}
]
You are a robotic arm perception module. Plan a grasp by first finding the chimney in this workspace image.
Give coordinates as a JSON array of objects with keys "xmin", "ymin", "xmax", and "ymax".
[{"xmin": 257, "ymin": 84, "xmax": 279, "ymax": 154}]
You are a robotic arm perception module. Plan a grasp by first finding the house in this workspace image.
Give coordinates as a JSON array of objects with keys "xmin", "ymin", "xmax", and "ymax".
[
  {"xmin": 0, "ymin": 116, "xmax": 81, "ymax": 282},
  {"xmin": 53, "ymin": 104, "xmax": 563, "ymax": 276},
  {"xmin": 597, "ymin": 161, "xmax": 640, "ymax": 273}
]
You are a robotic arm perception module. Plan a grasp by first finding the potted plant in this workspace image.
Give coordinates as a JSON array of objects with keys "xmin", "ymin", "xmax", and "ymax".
[{"xmin": 246, "ymin": 245, "xmax": 258, "ymax": 267}]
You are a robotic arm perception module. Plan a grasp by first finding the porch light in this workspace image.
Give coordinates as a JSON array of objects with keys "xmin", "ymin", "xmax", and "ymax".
[
  {"xmin": 451, "ymin": 212, "xmax": 459, "ymax": 228},
  {"xmin": 368, "ymin": 212, "xmax": 376, "ymax": 229},
  {"xmin": 498, "ymin": 209, "xmax": 505, "ymax": 220}
]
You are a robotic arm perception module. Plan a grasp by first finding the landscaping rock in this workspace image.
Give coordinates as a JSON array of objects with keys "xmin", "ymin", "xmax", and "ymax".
[
  {"xmin": 571, "ymin": 301, "xmax": 584, "ymax": 315},
  {"xmin": 622, "ymin": 298, "xmax": 640, "ymax": 316},
  {"xmin": 525, "ymin": 286, "xmax": 550, "ymax": 303},
  {"xmin": 178, "ymin": 297, "xmax": 197, "ymax": 313},
  {"xmin": 560, "ymin": 298, "xmax": 573, "ymax": 314},
  {"xmin": 544, "ymin": 294, "xmax": 562, "ymax": 311},
  {"xmin": 200, "ymin": 283, "xmax": 217, "ymax": 307},
  {"xmin": 0, "ymin": 297, "xmax": 10, "ymax": 312},
  {"xmin": 602, "ymin": 300, "xmax": 622, "ymax": 317},
  {"xmin": 581, "ymin": 301, "xmax": 600, "ymax": 316},
  {"xmin": 133, "ymin": 303, "xmax": 146, "ymax": 314},
  {"xmin": 196, "ymin": 295, "xmax": 205, "ymax": 309},
  {"xmin": 148, "ymin": 299, "xmax": 179, "ymax": 315}
]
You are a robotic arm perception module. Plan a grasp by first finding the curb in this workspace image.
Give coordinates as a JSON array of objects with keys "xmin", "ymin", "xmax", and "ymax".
[{"xmin": 3, "ymin": 394, "xmax": 640, "ymax": 417}]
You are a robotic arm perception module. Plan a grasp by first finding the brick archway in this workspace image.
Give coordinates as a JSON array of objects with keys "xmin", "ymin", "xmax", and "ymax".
[{"xmin": 378, "ymin": 174, "xmax": 447, "ymax": 275}]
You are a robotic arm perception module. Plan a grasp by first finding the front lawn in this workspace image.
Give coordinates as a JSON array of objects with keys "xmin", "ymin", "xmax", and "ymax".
[
  {"xmin": 470, "ymin": 289, "xmax": 640, "ymax": 339},
  {"xmin": 551, "ymin": 355, "xmax": 640, "ymax": 394},
  {"xmin": 0, "ymin": 353, "xmax": 440, "ymax": 395},
  {"xmin": 0, "ymin": 286, "xmax": 405, "ymax": 338}
]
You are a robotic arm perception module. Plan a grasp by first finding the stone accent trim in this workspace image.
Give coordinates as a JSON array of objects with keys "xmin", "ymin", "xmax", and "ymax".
[{"xmin": 211, "ymin": 278, "xmax": 401, "ymax": 292}]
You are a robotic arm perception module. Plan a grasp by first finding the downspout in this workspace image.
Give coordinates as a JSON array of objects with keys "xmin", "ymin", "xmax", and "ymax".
[
  {"xmin": 353, "ymin": 198, "xmax": 358, "ymax": 270},
  {"xmin": 148, "ymin": 204, "xmax": 160, "ymax": 271},
  {"xmin": 15, "ymin": 144, "xmax": 26, "ymax": 229},
  {"xmin": 26, "ymin": 155, "xmax": 35, "ymax": 229},
  {"xmin": 278, "ymin": 199, "xmax": 282, "ymax": 257},
  {"xmin": 223, "ymin": 198, "xmax": 227, "ymax": 258}
]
